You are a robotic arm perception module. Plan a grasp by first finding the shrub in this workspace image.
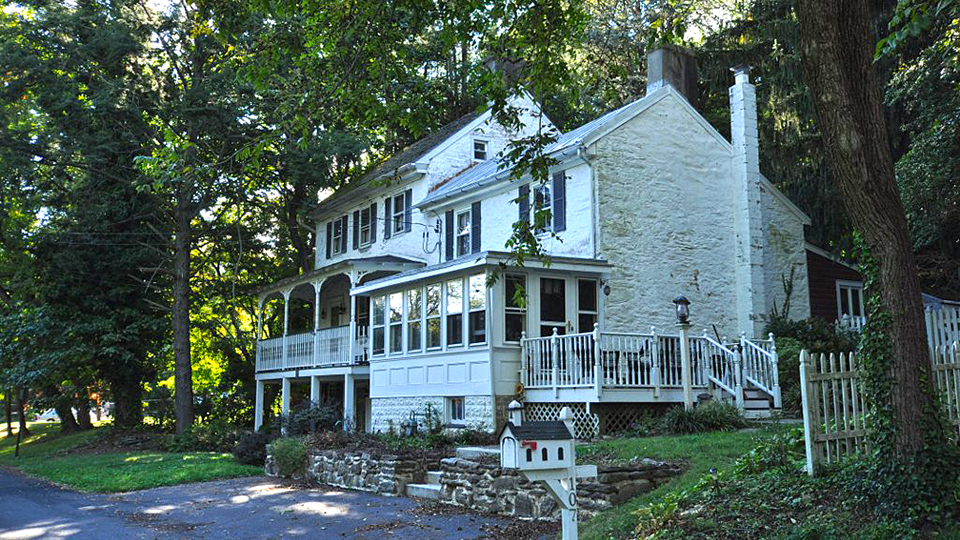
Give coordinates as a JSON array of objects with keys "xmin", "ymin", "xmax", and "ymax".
[
  {"xmin": 271, "ymin": 436, "xmax": 309, "ymax": 477},
  {"xmin": 165, "ymin": 420, "xmax": 240, "ymax": 452},
  {"xmin": 660, "ymin": 401, "xmax": 748, "ymax": 435},
  {"xmin": 281, "ymin": 404, "xmax": 339, "ymax": 436},
  {"xmin": 233, "ymin": 430, "xmax": 273, "ymax": 465}
]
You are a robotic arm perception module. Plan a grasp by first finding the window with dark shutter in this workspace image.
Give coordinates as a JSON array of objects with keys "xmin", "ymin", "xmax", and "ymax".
[
  {"xmin": 370, "ymin": 203, "xmax": 378, "ymax": 243},
  {"xmin": 404, "ymin": 189, "xmax": 412, "ymax": 233},
  {"xmin": 471, "ymin": 201, "xmax": 481, "ymax": 253},
  {"xmin": 340, "ymin": 216, "xmax": 349, "ymax": 253},
  {"xmin": 552, "ymin": 172, "xmax": 566, "ymax": 232},
  {"xmin": 353, "ymin": 210, "xmax": 360, "ymax": 249},
  {"xmin": 445, "ymin": 210, "xmax": 454, "ymax": 261},
  {"xmin": 383, "ymin": 197, "xmax": 392, "ymax": 239},
  {"xmin": 325, "ymin": 221, "xmax": 332, "ymax": 259},
  {"xmin": 518, "ymin": 184, "xmax": 529, "ymax": 224}
]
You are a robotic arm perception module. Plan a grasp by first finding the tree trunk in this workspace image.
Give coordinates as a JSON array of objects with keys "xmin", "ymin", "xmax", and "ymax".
[
  {"xmin": 76, "ymin": 394, "xmax": 93, "ymax": 430},
  {"xmin": 16, "ymin": 388, "xmax": 28, "ymax": 439},
  {"xmin": 53, "ymin": 400, "xmax": 80, "ymax": 433},
  {"xmin": 5, "ymin": 390, "xmax": 12, "ymax": 437},
  {"xmin": 110, "ymin": 376, "xmax": 144, "ymax": 428},
  {"xmin": 795, "ymin": 0, "xmax": 938, "ymax": 456},
  {"xmin": 172, "ymin": 193, "xmax": 195, "ymax": 436}
]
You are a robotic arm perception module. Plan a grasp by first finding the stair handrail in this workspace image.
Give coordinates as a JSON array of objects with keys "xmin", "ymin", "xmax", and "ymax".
[
  {"xmin": 700, "ymin": 334, "xmax": 742, "ymax": 405},
  {"xmin": 740, "ymin": 334, "xmax": 781, "ymax": 408}
]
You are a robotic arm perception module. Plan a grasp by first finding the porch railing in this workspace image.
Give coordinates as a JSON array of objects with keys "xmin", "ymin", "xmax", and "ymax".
[
  {"xmin": 520, "ymin": 325, "xmax": 780, "ymax": 410},
  {"xmin": 256, "ymin": 325, "xmax": 367, "ymax": 372}
]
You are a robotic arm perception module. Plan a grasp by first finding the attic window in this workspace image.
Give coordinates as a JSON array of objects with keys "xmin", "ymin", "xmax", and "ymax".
[{"xmin": 473, "ymin": 139, "xmax": 487, "ymax": 161}]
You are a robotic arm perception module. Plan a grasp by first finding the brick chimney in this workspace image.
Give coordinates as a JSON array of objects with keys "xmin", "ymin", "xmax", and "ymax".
[
  {"xmin": 646, "ymin": 46, "xmax": 699, "ymax": 109},
  {"xmin": 729, "ymin": 64, "xmax": 767, "ymax": 336}
]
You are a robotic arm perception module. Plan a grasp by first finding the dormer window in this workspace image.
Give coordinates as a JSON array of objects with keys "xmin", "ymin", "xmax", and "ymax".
[
  {"xmin": 456, "ymin": 210, "xmax": 471, "ymax": 257},
  {"xmin": 473, "ymin": 139, "xmax": 487, "ymax": 161}
]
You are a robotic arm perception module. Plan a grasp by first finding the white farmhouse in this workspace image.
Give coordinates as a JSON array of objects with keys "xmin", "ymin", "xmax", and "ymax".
[{"xmin": 252, "ymin": 47, "xmax": 810, "ymax": 436}]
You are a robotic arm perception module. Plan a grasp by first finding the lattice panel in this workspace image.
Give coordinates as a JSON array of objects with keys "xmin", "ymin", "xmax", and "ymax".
[
  {"xmin": 599, "ymin": 404, "xmax": 650, "ymax": 434},
  {"xmin": 523, "ymin": 402, "xmax": 599, "ymax": 439}
]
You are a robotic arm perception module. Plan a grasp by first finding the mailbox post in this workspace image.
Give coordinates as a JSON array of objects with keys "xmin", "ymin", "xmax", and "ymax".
[{"xmin": 499, "ymin": 401, "xmax": 597, "ymax": 540}]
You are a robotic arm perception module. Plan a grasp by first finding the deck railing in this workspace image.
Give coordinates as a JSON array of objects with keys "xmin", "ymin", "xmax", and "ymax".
[
  {"xmin": 520, "ymin": 325, "xmax": 779, "ymax": 409},
  {"xmin": 256, "ymin": 325, "xmax": 367, "ymax": 372}
]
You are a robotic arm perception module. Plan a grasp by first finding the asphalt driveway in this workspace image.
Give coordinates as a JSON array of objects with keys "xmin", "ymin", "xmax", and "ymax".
[{"xmin": 0, "ymin": 470, "xmax": 522, "ymax": 539}]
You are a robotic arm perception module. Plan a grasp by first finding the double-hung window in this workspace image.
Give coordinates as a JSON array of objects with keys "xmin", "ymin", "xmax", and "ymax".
[
  {"xmin": 456, "ymin": 210, "xmax": 471, "ymax": 257},
  {"xmin": 473, "ymin": 139, "xmax": 487, "ymax": 161},
  {"xmin": 468, "ymin": 274, "xmax": 486, "ymax": 344},
  {"xmin": 392, "ymin": 192, "xmax": 406, "ymax": 234},
  {"xmin": 372, "ymin": 296, "xmax": 385, "ymax": 355},
  {"xmin": 359, "ymin": 207, "xmax": 372, "ymax": 247},
  {"xmin": 389, "ymin": 292, "xmax": 403, "ymax": 354},
  {"xmin": 533, "ymin": 183, "xmax": 552, "ymax": 233},
  {"xmin": 332, "ymin": 218, "xmax": 345, "ymax": 255},
  {"xmin": 426, "ymin": 283, "xmax": 442, "ymax": 349},
  {"xmin": 407, "ymin": 288, "xmax": 422, "ymax": 352},
  {"xmin": 446, "ymin": 279, "xmax": 463, "ymax": 347},
  {"xmin": 504, "ymin": 274, "xmax": 526, "ymax": 343}
]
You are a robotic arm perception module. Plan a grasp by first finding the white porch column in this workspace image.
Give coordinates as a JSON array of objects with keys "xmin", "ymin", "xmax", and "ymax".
[
  {"xmin": 348, "ymin": 271, "xmax": 358, "ymax": 365},
  {"xmin": 280, "ymin": 377, "xmax": 291, "ymax": 433},
  {"xmin": 679, "ymin": 322, "xmax": 693, "ymax": 410},
  {"xmin": 254, "ymin": 379, "xmax": 264, "ymax": 431},
  {"xmin": 255, "ymin": 297, "xmax": 264, "ymax": 372},
  {"xmin": 282, "ymin": 289, "xmax": 292, "ymax": 370},
  {"xmin": 313, "ymin": 281, "xmax": 323, "ymax": 367},
  {"xmin": 310, "ymin": 375, "xmax": 320, "ymax": 406},
  {"xmin": 343, "ymin": 373, "xmax": 355, "ymax": 431}
]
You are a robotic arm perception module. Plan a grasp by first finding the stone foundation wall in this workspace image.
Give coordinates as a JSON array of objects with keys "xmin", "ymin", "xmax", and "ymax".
[
  {"xmin": 370, "ymin": 395, "xmax": 494, "ymax": 433},
  {"xmin": 437, "ymin": 456, "xmax": 683, "ymax": 520}
]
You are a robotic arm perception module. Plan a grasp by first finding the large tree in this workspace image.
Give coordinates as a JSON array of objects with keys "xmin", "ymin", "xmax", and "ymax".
[{"xmin": 794, "ymin": 0, "xmax": 957, "ymax": 504}]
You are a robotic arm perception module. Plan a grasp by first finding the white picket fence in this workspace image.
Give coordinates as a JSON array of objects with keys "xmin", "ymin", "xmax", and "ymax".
[{"xmin": 800, "ymin": 341, "xmax": 960, "ymax": 475}]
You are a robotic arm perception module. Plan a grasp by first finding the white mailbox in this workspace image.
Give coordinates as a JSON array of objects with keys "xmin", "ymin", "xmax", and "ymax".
[{"xmin": 498, "ymin": 401, "xmax": 597, "ymax": 540}]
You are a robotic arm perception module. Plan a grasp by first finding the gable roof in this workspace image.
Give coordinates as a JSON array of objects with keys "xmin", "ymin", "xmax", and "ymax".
[
  {"xmin": 417, "ymin": 96, "xmax": 648, "ymax": 208},
  {"xmin": 500, "ymin": 421, "xmax": 573, "ymax": 441},
  {"xmin": 308, "ymin": 111, "xmax": 481, "ymax": 218}
]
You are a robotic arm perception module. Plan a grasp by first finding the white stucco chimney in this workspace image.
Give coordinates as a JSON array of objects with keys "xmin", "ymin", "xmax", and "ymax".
[
  {"xmin": 729, "ymin": 65, "xmax": 767, "ymax": 337},
  {"xmin": 646, "ymin": 46, "xmax": 699, "ymax": 109}
]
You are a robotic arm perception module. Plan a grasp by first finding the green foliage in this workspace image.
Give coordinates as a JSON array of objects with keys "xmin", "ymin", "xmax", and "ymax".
[
  {"xmin": 270, "ymin": 436, "xmax": 309, "ymax": 478},
  {"xmin": 233, "ymin": 430, "xmax": 273, "ymax": 466},
  {"xmin": 164, "ymin": 421, "xmax": 241, "ymax": 453},
  {"xmin": 852, "ymin": 236, "xmax": 960, "ymax": 525},
  {"xmin": 281, "ymin": 405, "xmax": 339, "ymax": 436},
  {"xmin": 659, "ymin": 402, "xmax": 748, "ymax": 436}
]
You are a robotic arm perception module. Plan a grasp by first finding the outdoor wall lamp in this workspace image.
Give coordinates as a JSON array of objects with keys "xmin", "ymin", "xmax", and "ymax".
[
  {"xmin": 673, "ymin": 295, "xmax": 691, "ymax": 325},
  {"xmin": 601, "ymin": 279, "xmax": 611, "ymax": 296}
]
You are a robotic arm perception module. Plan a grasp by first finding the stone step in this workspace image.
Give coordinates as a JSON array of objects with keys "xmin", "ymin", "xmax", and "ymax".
[
  {"xmin": 743, "ymin": 389, "xmax": 768, "ymax": 399},
  {"xmin": 455, "ymin": 446, "xmax": 500, "ymax": 459},
  {"xmin": 405, "ymin": 483, "xmax": 441, "ymax": 500},
  {"xmin": 426, "ymin": 471, "xmax": 442, "ymax": 484},
  {"xmin": 744, "ymin": 409, "xmax": 774, "ymax": 419}
]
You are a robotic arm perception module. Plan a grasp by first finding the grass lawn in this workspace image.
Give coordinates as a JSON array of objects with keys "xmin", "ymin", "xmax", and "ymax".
[
  {"xmin": 578, "ymin": 429, "xmax": 764, "ymax": 540},
  {"xmin": 0, "ymin": 421, "xmax": 262, "ymax": 492}
]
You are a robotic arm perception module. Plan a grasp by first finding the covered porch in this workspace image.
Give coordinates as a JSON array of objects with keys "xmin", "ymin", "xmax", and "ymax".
[{"xmin": 253, "ymin": 256, "xmax": 423, "ymax": 430}]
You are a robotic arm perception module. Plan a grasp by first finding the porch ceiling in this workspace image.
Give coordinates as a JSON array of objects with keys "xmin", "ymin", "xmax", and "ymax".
[{"xmin": 256, "ymin": 256, "xmax": 425, "ymax": 300}]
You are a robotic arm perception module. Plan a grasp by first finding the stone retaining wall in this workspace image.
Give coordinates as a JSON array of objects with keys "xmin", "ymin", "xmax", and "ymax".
[
  {"xmin": 266, "ymin": 449, "xmax": 441, "ymax": 497},
  {"xmin": 437, "ymin": 456, "xmax": 683, "ymax": 519},
  {"xmin": 266, "ymin": 449, "xmax": 683, "ymax": 520}
]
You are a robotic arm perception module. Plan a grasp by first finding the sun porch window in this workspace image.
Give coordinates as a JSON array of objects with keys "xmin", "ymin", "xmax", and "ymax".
[
  {"xmin": 372, "ymin": 296, "xmax": 385, "ymax": 355},
  {"xmin": 446, "ymin": 279, "xmax": 463, "ymax": 347},
  {"xmin": 389, "ymin": 292, "xmax": 403, "ymax": 354},
  {"xmin": 468, "ymin": 274, "xmax": 486, "ymax": 344}
]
